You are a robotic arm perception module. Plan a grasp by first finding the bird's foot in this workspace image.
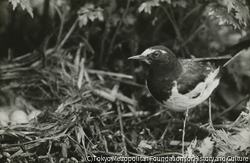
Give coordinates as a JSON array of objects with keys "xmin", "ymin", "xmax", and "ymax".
[{"xmin": 201, "ymin": 122, "xmax": 215, "ymax": 132}]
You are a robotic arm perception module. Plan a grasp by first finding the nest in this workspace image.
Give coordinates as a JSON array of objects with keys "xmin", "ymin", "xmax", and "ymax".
[{"xmin": 0, "ymin": 48, "xmax": 143, "ymax": 162}]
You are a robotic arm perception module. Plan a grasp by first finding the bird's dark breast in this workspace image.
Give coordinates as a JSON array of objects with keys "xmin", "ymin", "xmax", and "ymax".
[
  {"xmin": 146, "ymin": 75, "xmax": 175, "ymax": 103},
  {"xmin": 146, "ymin": 62, "xmax": 182, "ymax": 103}
]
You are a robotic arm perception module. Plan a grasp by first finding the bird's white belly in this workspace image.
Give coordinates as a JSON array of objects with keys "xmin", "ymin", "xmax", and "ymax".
[{"xmin": 163, "ymin": 68, "xmax": 220, "ymax": 111}]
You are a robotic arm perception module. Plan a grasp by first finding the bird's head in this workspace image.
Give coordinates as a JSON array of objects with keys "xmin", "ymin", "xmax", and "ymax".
[{"xmin": 128, "ymin": 46, "xmax": 176, "ymax": 65}]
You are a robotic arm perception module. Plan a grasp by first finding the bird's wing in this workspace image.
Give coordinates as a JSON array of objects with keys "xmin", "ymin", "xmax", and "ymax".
[{"xmin": 176, "ymin": 59, "xmax": 217, "ymax": 95}]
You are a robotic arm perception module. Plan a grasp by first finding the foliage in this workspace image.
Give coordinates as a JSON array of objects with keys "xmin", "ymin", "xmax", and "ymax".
[
  {"xmin": 8, "ymin": 0, "xmax": 33, "ymax": 18},
  {"xmin": 78, "ymin": 3, "xmax": 104, "ymax": 27},
  {"xmin": 213, "ymin": 129, "xmax": 250, "ymax": 156},
  {"xmin": 138, "ymin": 0, "xmax": 187, "ymax": 14},
  {"xmin": 187, "ymin": 101, "xmax": 250, "ymax": 157},
  {"xmin": 138, "ymin": 0, "xmax": 249, "ymax": 29},
  {"xmin": 208, "ymin": 0, "xmax": 250, "ymax": 29}
]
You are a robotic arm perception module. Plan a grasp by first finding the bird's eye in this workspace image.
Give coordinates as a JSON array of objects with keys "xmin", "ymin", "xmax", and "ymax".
[{"xmin": 152, "ymin": 51, "xmax": 161, "ymax": 57}]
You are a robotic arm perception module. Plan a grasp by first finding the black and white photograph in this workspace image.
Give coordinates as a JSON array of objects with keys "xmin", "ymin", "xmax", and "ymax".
[{"xmin": 0, "ymin": 0, "xmax": 250, "ymax": 162}]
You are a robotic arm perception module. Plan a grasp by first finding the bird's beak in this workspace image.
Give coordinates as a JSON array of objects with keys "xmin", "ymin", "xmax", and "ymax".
[
  {"xmin": 128, "ymin": 54, "xmax": 150, "ymax": 64},
  {"xmin": 128, "ymin": 55, "xmax": 143, "ymax": 60}
]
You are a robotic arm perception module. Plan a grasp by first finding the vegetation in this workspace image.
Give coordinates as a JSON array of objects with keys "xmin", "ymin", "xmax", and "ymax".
[{"xmin": 0, "ymin": 0, "xmax": 250, "ymax": 162}]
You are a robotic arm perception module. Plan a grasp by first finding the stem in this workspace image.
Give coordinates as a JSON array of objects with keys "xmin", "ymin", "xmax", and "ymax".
[
  {"xmin": 58, "ymin": 19, "xmax": 78, "ymax": 50},
  {"xmin": 99, "ymin": 26, "xmax": 108, "ymax": 64},
  {"xmin": 53, "ymin": 4, "xmax": 64, "ymax": 48},
  {"xmin": 160, "ymin": 5, "xmax": 182, "ymax": 42},
  {"xmin": 182, "ymin": 108, "xmax": 189, "ymax": 154},
  {"xmin": 181, "ymin": 24, "xmax": 205, "ymax": 47},
  {"xmin": 105, "ymin": 0, "xmax": 131, "ymax": 62},
  {"xmin": 214, "ymin": 94, "xmax": 249, "ymax": 121},
  {"xmin": 117, "ymin": 102, "xmax": 127, "ymax": 155}
]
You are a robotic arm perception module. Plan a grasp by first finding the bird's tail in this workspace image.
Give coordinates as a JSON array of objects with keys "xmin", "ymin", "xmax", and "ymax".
[
  {"xmin": 223, "ymin": 51, "xmax": 243, "ymax": 67},
  {"xmin": 219, "ymin": 39, "xmax": 250, "ymax": 67},
  {"xmin": 219, "ymin": 39, "xmax": 250, "ymax": 57}
]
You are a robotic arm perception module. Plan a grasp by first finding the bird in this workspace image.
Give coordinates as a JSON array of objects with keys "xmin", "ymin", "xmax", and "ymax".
[{"xmin": 128, "ymin": 41, "xmax": 250, "ymax": 112}]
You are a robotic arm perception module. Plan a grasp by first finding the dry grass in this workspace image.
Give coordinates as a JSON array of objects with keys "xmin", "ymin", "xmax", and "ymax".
[
  {"xmin": 0, "ymin": 46, "xmax": 250, "ymax": 163},
  {"xmin": 0, "ymin": 47, "xmax": 151, "ymax": 162}
]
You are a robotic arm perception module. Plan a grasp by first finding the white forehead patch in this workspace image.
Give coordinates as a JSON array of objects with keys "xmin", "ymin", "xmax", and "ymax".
[{"xmin": 141, "ymin": 48, "xmax": 166, "ymax": 57}]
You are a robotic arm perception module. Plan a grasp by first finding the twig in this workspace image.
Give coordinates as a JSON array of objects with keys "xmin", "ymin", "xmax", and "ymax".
[
  {"xmin": 153, "ymin": 152, "xmax": 183, "ymax": 157},
  {"xmin": 213, "ymin": 124, "xmax": 244, "ymax": 132},
  {"xmin": 182, "ymin": 4, "xmax": 202, "ymax": 22},
  {"xmin": 99, "ymin": 22, "xmax": 109, "ymax": 64},
  {"xmin": 55, "ymin": 6, "xmax": 65, "ymax": 48},
  {"xmin": 134, "ymin": 109, "xmax": 167, "ymax": 125},
  {"xmin": 87, "ymin": 69, "xmax": 133, "ymax": 79},
  {"xmin": 81, "ymin": 37, "xmax": 95, "ymax": 54},
  {"xmin": 181, "ymin": 24, "xmax": 205, "ymax": 47},
  {"xmin": 77, "ymin": 58, "xmax": 85, "ymax": 89},
  {"xmin": 158, "ymin": 118, "xmax": 172, "ymax": 143},
  {"xmin": 111, "ymin": 77, "xmax": 145, "ymax": 87},
  {"xmin": 92, "ymin": 151, "xmax": 123, "ymax": 156},
  {"xmin": 214, "ymin": 94, "xmax": 249, "ymax": 121},
  {"xmin": 170, "ymin": 140, "xmax": 190, "ymax": 147},
  {"xmin": 67, "ymin": 135, "xmax": 88, "ymax": 159},
  {"xmin": 106, "ymin": 0, "xmax": 131, "ymax": 61},
  {"xmin": 92, "ymin": 89, "xmax": 116, "ymax": 102},
  {"xmin": 117, "ymin": 102, "xmax": 127, "ymax": 155},
  {"xmin": 58, "ymin": 19, "xmax": 78, "ymax": 50},
  {"xmin": 182, "ymin": 108, "xmax": 189, "ymax": 154},
  {"xmin": 0, "ymin": 52, "xmax": 40, "ymax": 70},
  {"xmin": 47, "ymin": 141, "xmax": 54, "ymax": 163},
  {"xmin": 160, "ymin": 5, "xmax": 182, "ymax": 42}
]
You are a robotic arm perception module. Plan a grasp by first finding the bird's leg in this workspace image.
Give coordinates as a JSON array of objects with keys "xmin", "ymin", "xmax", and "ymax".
[
  {"xmin": 182, "ymin": 107, "xmax": 189, "ymax": 154},
  {"xmin": 208, "ymin": 97, "xmax": 214, "ymax": 130}
]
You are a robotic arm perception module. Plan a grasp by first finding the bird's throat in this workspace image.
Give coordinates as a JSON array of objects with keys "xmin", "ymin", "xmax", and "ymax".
[{"xmin": 149, "ymin": 60, "xmax": 182, "ymax": 78}]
